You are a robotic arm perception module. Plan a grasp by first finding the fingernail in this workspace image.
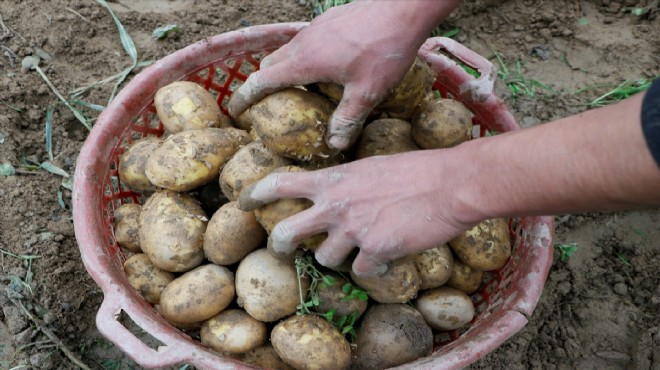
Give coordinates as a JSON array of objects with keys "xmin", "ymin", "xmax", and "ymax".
[
  {"xmin": 267, "ymin": 237, "xmax": 296, "ymax": 261},
  {"xmin": 328, "ymin": 135, "xmax": 349, "ymax": 150}
]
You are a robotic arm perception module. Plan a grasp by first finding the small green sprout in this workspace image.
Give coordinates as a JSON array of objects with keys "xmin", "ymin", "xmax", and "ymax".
[{"xmin": 554, "ymin": 242, "xmax": 577, "ymax": 262}]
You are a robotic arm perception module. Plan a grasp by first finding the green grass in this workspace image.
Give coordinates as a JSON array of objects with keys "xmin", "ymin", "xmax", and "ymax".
[
  {"xmin": 554, "ymin": 242, "xmax": 578, "ymax": 262},
  {"xmin": 492, "ymin": 51, "xmax": 554, "ymax": 99},
  {"xmin": 586, "ymin": 77, "xmax": 656, "ymax": 108}
]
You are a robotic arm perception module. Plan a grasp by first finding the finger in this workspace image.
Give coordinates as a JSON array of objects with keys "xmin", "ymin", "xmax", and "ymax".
[
  {"xmin": 313, "ymin": 231, "xmax": 358, "ymax": 269},
  {"xmin": 259, "ymin": 46, "xmax": 289, "ymax": 69},
  {"xmin": 351, "ymin": 251, "xmax": 390, "ymax": 278},
  {"xmin": 326, "ymin": 83, "xmax": 384, "ymax": 149},
  {"xmin": 268, "ymin": 207, "xmax": 330, "ymax": 256},
  {"xmin": 237, "ymin": 171, "xmax": 320, "ymax": 211}
]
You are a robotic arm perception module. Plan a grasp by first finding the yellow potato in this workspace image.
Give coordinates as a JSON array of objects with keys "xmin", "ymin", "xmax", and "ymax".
[
  {"xmin": 118, "ymin": 136, "xmax": 161, "ymax": 193},
  {"xmin": 139, "ymin": 191, "xmax": 207, "ymax": 272},
  {"xmin": 449, "ymin": 218, "xmax": 512, "ymax": 271},
  {"xmin": 201, "ymin": 309, "xmax": 267, "ymax": 355},
  {"xmin": 158, "ymin": 264, "xmax": 235, "ymax": 325},
  {"xmin": 154, "ymin": 81, "xmax": 231, "ymax": 134},
  {"xmin": 203, "ymin": 201, "xmax": 266, "ymax": 266},
  {"xmin": 235, "ymin": 344, "xmax": 294, "ymax": 370},
  {"xmin": 123, "ymin": 253, "xmax": 175, "ymax": 304},
  {"xmin": 145, "ymin": 127, "xmax": 251, "ymax": 192},
  {"xmin": 413, "ymin": 244, "xmax": 454, "ymax": 290},
  {"xmin": 447, "ymin": 258, "xmax": 484, "ymax": 294},
  {"xmin": 355, "ymin": 118, "xmax": 420, "ymax": 159},
  {"xmin": 113, "ymin": 203, "xmax": 142, "ymax": 253},
  {"xmin": 350, "ymin": 259, "xmax": 421, "ymax": 304},
  {"xmin": 414, "ymin": 286, "xmax": 475, "ymax": 331},
  {"xmin": 411, "ymin": 97, "xmax": 473, "ymax": 149}
]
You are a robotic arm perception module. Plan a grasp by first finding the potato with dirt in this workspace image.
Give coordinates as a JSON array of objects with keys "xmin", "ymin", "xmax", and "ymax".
[
  {"xmin": 113, "ymin": 203, "xmax": 142, "ymax": 253},
  {"xmin": 350, "ymin": 258, "xmax": 421, "ymax": 303},
  {"xmin": 449, "ymin": 218, "xmax": 512, "ymax": 271},
  {"xmin": 447, "ymin": 258, "xmax": 484, "ymax": 294},
  {"xmin": 236, "ymin": 344, "xmax": 294, "ymax": 370},
  {"xmin": 203, "ymin": 201, "xmax": 266, "ymax": 266},
  {"xmin": 248, "ymin": 87, "xmax": 337, "ymax": 161},
  {"xmin": 219, "ymin": 141, "xmax": 291, "ymax": 201},
  {"xmin": 123, "ymin": 253, "xmax": 174, "ymax": 304},
  {"xmin": 350, "ymin": 303, "xmax": 433, "ymax": 370},
  {"xmin": 154, "ymin": 81, "xmax": 231, "ymax": 134},
  {"xmin": 355, "ymin": 118, "xmax": 420, "ymax": 159},
  {"xmin": 235, "ymin": 248, "xmax": 310, "ymax": 322},
  {"xmin": 145, "ymin": 127, "xmax": 251, "ymax": 192},
  {"xmin": 413, "ymin": 243, "xmax": 454, "ymax": 290},
  {"xmin": 415, "ymin": 286, "xmax": 475, "ymax": 331},
  {"xmin": 201, "ymin": 309, "xmax": 267, "ymax": 355},
  {"xmin": 316, "ymin": 273, "xmax": 369, "ymax": 320},
  {"xmin": 411, "ymin": 97, "xmax": 473, "ymax": 149},
  {"xmin": 139, "ymin": 191, "xmax": 207, "ymax": 272},
  {"xmin": 271, "ymin": 314, "xmax": 352, "ymax": 370},
  {"xmin": 118, "ymin": 136, "xmax": 161, "ymax": 193},
  {"xmin": 158, "ymin": 264, "xmax": 235, "ymax": 326}
]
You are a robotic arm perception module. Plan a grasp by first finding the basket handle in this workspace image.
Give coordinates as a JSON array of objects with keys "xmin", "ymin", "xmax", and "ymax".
[{"xmin": 418, "ymin": 37, "xmax": 496, "ymax": 102}]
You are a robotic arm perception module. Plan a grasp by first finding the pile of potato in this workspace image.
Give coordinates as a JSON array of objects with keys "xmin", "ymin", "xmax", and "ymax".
[{"xmin": 113, "ymin": 58, "xmax": 512, "ymax": 370}]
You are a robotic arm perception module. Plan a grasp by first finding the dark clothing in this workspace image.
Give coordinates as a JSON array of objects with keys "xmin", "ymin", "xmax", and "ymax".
[{"xmin": 642, "ymin": 78, "xmax": 660, "ymax": 168}]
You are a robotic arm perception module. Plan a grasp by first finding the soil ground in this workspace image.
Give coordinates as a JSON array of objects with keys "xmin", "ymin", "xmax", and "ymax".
[{"xmin": 0, "ymin": 0, "xmax": 658, "ymax": 369}]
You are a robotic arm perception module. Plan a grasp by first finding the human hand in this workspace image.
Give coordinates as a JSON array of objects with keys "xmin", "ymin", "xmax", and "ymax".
[
  {"xmin": 238, "ymin": 149, "xmax": 478, "ymax": 277},
  {"xmin": 228, "ymin": 0, "xmax": 460, "ymax": 150}
]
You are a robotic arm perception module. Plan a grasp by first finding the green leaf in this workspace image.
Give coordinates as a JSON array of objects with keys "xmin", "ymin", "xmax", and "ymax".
[
  {"xmin": 96, "ymin": 0, "xmax": 137, "ymax": 64},
  {"xmin": 0, "ymin": 132, "xmax": 5, "ymax": 144},
  {"xmin": 0, "ymin": 163, "xmax": 16, "ymax": 176},
  {"xmin": 322, "ymin": 275, "xmax": 337, "ymax": 286},
  {"xmin": 62, "ymin": 177, "xmax": 74, "ymax": 191},
  {"xmin": 342, "ymin": 283, "xmax": 352, "ymax": 294},
  {"xmin": 153, "ymin": 24, "xmax": 180, "ymax": 40},
  {"xmin": 45, "ymin": 105, "xmax": 54, "ymax": 161},
  {"xmin": 40, "ymin": 161, "xmax": 69, "ymax": 178}
]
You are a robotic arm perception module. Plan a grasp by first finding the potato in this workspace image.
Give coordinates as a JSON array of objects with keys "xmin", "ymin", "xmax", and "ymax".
[
  {"xmin": 201, "ymin": 309, "xmax": 267, "ymax": 355},
  {"xmin": 271, "ymin": 315, "xmax": 351, "ymax": 370},
  {"xmin": 139, "ymin": 191, "xmax": 206, "ymax": 272},
  {"xmin": 449, "ymin": 218, "xmax": 512, "ymax": 271},
  {"xmin": 158, "ymin": 264, "xmax": 235, "ymax": 325},
  {"xmin": 154, "ymin": 81, "xmax": 231, "ymax": 134},
  {"xmin": 118, "ymin": 136, "xmax": 161, "ymax": 193},
  {"xmin": 233, "ymin": 110, "xmax": 253, "ymax": 131},
  {"xmin": 447, "ymin": 258, "xmax": 484, "ymax": 294},
  {"xmin": 350, "ymin": 259, "xmax": 421, "ymax": 304},
  {"xmin": 113, "ymin": 203, "xmax": 142, "ymax": 253},
  {"xmin": 355, "ymin": 118, "xmax": 420, "ymax": 159},
  {"xmin": 123, "ymin": 253, "xmax": 175, "ymax": 304},
  {"xmin": 414, "ymin": 244, "xmax": 454, "ymax": 290},
  {"xmin": 316, "ymin": 273, "xmax": 368, "ymax": 320},
  {"xmin": 414, "ymin": 286, "xmax": 475, "ymax": 331},
  {"xmin": 219, "ymin": 141, "xmax": 292, "ymax": 201},
  {"xmin": 203, "ymin": 201, "xmax": 266, "ymax": 265},
  {"xmin": 248, "ymin": 88, "xmax": 337, "ymax": 161},
  {"xmin": 236, "ymin": 344, "xmax": 294, "ymax": 370},
  {"xmin": 411, "ymin": 97, "xmax": 473, "ymax": 149},
  {"xmin": 235, "ymin": 248, "xmax": 310, "ymax": 322},
  {"xmin": 145, "ymin": 127, "xmax": 251, "ymax": 192},
  {"xmin": 350, "ymin": 303, "xmax": 433, "ymax": 370}
]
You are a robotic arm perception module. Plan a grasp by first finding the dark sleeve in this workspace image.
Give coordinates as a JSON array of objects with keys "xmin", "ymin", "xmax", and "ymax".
[{"xmin": 642, "ymin": 78, "xmax": 660, "ymax": 168}]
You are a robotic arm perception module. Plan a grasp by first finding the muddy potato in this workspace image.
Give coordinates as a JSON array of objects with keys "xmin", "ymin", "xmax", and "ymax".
[
  {"xmin": 145, "ymin": 127, "xmax": 251, "ymax": 192},
  {"xmin": 113, "ymin": 203, "xmax": 142, "ymax": 253},
  {"xmin": 158, "ymin": 264, "xmax": 235, "ymax": 325},
  {"xmin": 415, "ymin": 286, "xmax": 475, "ymax": 331},
  {"xmin": 316, "ymin": 273, "xmax": 369, "ymax": 319},
  {"xmin": 233, "ymin": 110, "xmax": 253, "ymax": 131},
  {"xmin": 411, "ymin": 97, "xmax": 473, "ymax": 149},
  {"xmin": 355, "ymin": 118, "xmax": 420, "ymax": 159},
  {"xmin": 447, "ymin": 258, "xmax": 484, "ymax": 294},
  {"xmin": 350, "ymin": 259, "xmax": 421, "ymax": 303},
  {"xmin": 123, "ymin": 254, "xmax": 175, "ymax": 304},
  {"xmin": 235, "ymin": 248, "xmax": 310, "ymax": 322},
  {"xmin": 139, "ymin": 191, "xmax": 207, "ymax": 272},
  {"xmin": 248, "ymin": 88, "xmax": 337, "ymax": 161},
  {"xmin": 351, "ymin": 303, "xmax": 433, "ymax": 370},
  {"xmin": 203, "ymin": 201, "xmax": 266, "ymax": 265},
  {"xmin": 236, "ymin": 344, "xmax": 294, "ymax": 370},
  {"xmin": 154, "ymin": 81, "xmax": 231, "ymax": 134},
  {"xmin": 449, "ymin": 218, "xmax": 512, "ymax": 271},
  {"xmin": 201, "ymin": 309, "xmax": 267, "ymax": 355},
  {"xmin": 118, "ymin": 136, "xmax": 161, "ymax": 193},
  {"xmin": 219, "ymin": 141, "xmax": 292, "ymax": 201},
  {"xmin": 414, "ymin": 244, "xmax": 454, "ymax": 290},
  {"xmin": 271, "ymin": 315, "xmax": 351, "ymax": 370}
]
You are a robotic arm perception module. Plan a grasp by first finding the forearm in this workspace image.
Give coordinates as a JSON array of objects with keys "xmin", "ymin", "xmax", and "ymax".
[{"xmin": 449, "ymin": 92, "xmax": 660, "ymax": 223}]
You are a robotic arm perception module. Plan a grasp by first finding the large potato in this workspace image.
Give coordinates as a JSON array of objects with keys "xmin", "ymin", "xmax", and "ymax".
[
  {"xmin": 145, "ymin": 127, "xmax": 251, "ymax": 192},
  {"xmin": 355, "ymin": 118, "xmax": 420, "ymax": 159},
  {"xmin": 235, "ymin": 248, "xmax": 310, "ymax": 322},
  {"xmin": 316, "ymin": 273, "xmax": 368, "ymax": 320},
  {"xmin": 203, "ymin": 201, "xmax": 266, "ymax": 265},
  {"xmin": 158, "ymin": 264, "xmax": 235, "ymax": 325},
  {"xmin": 351, "ymin": 303, "xmax": 433, "ymax": 370},
  {"xmin": 414, "ymin": 286, "xmax": 475, "ymax": 331},
  {"xmin": 123, "ymin": 253, "xmax": 174, "ymax": 304},
  {"xmin": 113, "ymin": 203, "xmax": 142, "ymax": 253},
  {"xmin": 154, "ymin": 81, "xmax": 231, "ymax": 134},
  {"xmin": 201, "ymin": 309, "xmax": 267, "ymax": 355},
  {"xmin": 350, "ymin": 259, "xmax": 421, "ymax": 304},
  {"xmin": 271, "ymin": 315, "xmax": 351, "ymax": 370},
  {"xmin": 447, "ymin": 258, "xmax": 484, "ymax": 294},
  {"xmin": 118, "ymin": 136, "xmax": 161, "ymax": 193},
  {"xmin": 449, "ymin": 218, "xmax": 512, "ymax": 271},
  {"xmin": 139, "ymin": 191, "xmax": 206, "ymax": 272},
  {"xmin": 219, "ymin": 141, "xmax": 291, "ymax": 201},
  {"xmin": 414, "ymin": 244, "xmax": 454, "ymax": 290},
  {"xmin": 411, "ymin": 97, "xmax": 473, "ymax": 149},
  {"xmin": 236, "ymin": 344, "xmax": 294, "ymax": 370},
  {"xmin": 248, "ymin": 88, "xmax": 337, "ymax": 161}
]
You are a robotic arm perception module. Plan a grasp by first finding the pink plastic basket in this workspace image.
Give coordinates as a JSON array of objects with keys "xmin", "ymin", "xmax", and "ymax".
[{"xmin": 72, "ymin": 23, "xmax": 554, "ymax": 369}]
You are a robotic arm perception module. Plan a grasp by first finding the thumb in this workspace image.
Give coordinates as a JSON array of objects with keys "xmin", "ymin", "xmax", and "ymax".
[{"xmin": 326, "ymin": 84, "xmax": 384, "ymax": 150}]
